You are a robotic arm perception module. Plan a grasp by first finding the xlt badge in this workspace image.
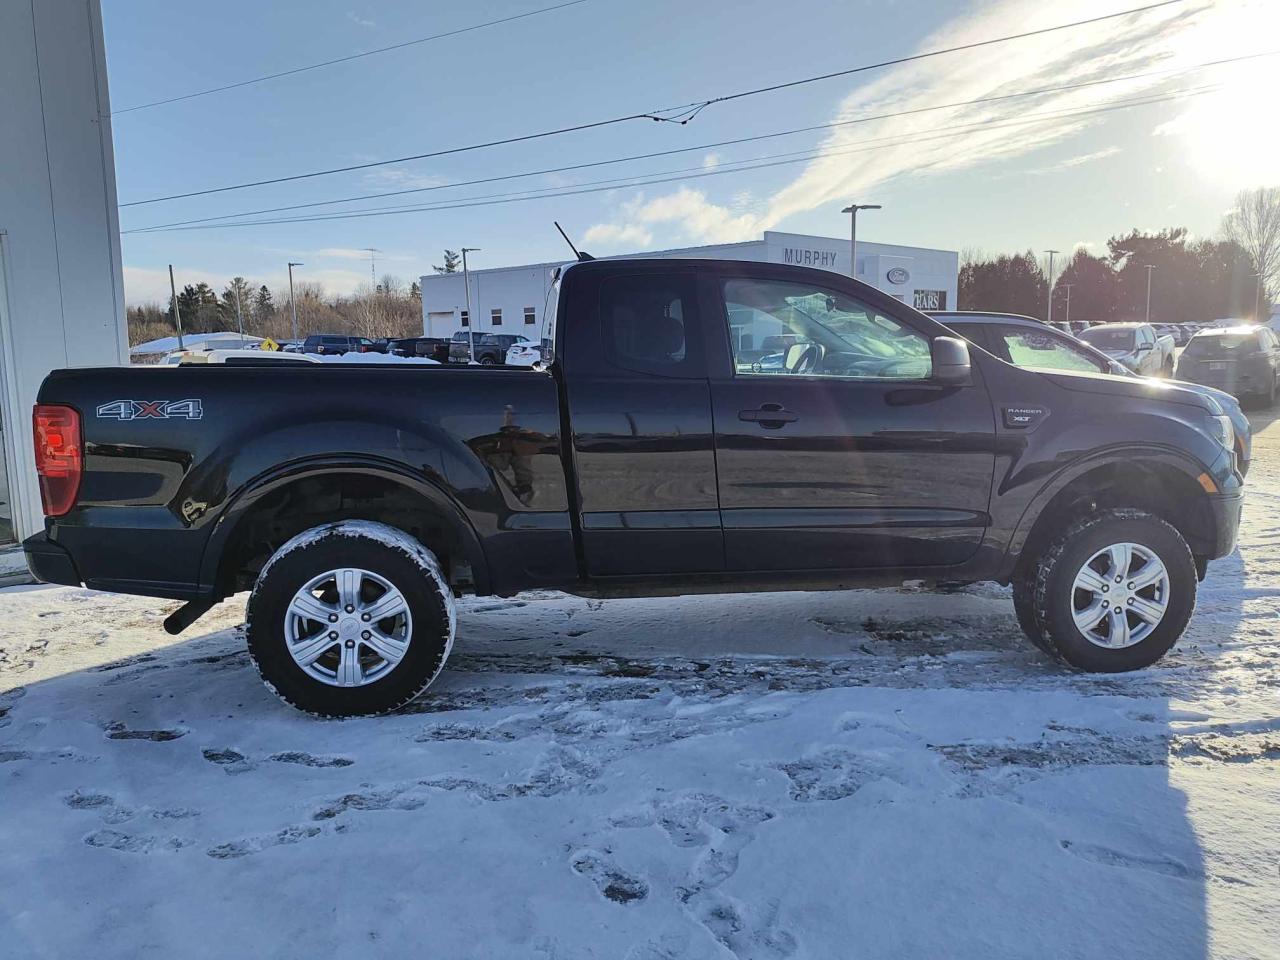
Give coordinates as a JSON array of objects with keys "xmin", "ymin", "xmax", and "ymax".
[{"xmin": 1003, "ymin": 406, "xmax": 1047, "ymax": 429}]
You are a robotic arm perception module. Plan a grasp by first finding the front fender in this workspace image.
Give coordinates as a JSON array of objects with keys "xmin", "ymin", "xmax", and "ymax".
[{"xmin": 994, "ymin": 443, "xmax": 1234, "ymax": 581}]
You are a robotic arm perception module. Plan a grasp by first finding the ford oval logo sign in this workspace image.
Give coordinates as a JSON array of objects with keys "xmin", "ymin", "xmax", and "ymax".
[{"xmin": 886, "ymin": 267, "xmax": 910, "ymax": 285}]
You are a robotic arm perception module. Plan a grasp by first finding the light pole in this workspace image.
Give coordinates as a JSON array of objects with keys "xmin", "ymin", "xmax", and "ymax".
[
  {"xmin": 168, "ymin": 264, "xmax": 185, "ymax": 351},
  {"xmin": 287, "ymin": 262, "xmax": 304, "ymax": 341},
  {"xmin": 841, "ymin": 203, "xmax": 881, "ymax": 279},
  {"xmin": 461, "ymin": 247, "xmax": 481, "ymax": 363},
  {"xmin": 1254, "ymin": 271, "xmax": 1264, "ymax": 322},
  {"xmin": 233, "ymin": 281, "xmax": 245, "ymax": 338},
  {"xmin": 1063, "ymin": 283, "xmax": 1074, "ymax": 324},
  {"xmin": 1145, "ymin": 264, "xmax": 1156, "ymax": 324},
  {"xmin": 1044, "ymin": 250, "xmax": 1059, "ymax": 324}
]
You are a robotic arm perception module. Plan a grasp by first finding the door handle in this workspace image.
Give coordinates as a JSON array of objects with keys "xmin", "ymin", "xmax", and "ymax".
[{"xmin": 739, "ymin": 404, "xmax": 799, "ymax": 428}]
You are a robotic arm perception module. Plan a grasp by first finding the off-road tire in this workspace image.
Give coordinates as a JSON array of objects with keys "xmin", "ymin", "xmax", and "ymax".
[
  {"xmin": 1018, "ymin": 509, "xmax": 1196, "ymax": 672},
  {"xmin": 1012, "ymin": 568, "xmax": 1052, "ymax": 655},
  {"xmin": 246, "ymin": 521, "xmax": 456, "ymax": 717}
]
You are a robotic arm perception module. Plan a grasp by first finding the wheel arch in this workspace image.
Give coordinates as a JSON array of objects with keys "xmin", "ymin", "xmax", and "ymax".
[
  {"xmin": 1000, "ymin": 447, "xmax": 1220, "ymax": 582},
  {"xmin": 199, "ymin": 457, "xmax": 491, "ymax": 599}
]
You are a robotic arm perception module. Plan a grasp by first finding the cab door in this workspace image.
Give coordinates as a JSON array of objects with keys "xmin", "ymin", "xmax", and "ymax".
[
  {"xmin": 559, "ymin": 264, "xmax": 723, "ymax": 577},
  {"xmin": 706, "ymin": 264, "xmax": 997, "ymax": 572}
]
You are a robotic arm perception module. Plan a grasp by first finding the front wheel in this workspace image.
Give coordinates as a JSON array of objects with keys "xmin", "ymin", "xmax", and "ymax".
[
  {"xmin": 1015, "ymin": 509, "xmax": 1196, "ymax": 672},
  {"xmin": 246, "ymin": 521, "xmax": 457, "ymax": 716}
]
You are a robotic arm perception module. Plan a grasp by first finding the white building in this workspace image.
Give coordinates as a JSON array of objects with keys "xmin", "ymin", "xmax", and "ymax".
[
  {"xmin": 419, "ymin": 231, "xmax": 959, "ymax": 338},
  {"xmin": 1, "ymin": 0, "xmax": 127, "ymax": 565}
]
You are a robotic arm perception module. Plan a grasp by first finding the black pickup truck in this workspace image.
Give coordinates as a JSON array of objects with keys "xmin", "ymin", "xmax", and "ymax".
[{"xmin": 26, "ymin": 258, "xmax": 1242, "ymax": 715}]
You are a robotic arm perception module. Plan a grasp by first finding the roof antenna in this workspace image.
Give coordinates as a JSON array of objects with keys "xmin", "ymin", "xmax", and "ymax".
[{"xmin": 555, "ymin": 221, "xmax": 594, "ymax": 261}]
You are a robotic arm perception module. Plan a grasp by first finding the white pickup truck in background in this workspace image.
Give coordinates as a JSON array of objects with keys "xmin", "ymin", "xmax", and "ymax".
[{"xmin": 1078, "ymin": 322, "xmax": 1176, "ymax": 377}]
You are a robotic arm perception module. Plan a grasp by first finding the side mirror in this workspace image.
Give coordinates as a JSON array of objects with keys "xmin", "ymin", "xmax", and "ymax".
[
  {"xmin": 932, "ymin": 336, "xmax": 971, "ymax": 385},
  {"xmin": 1137, "ymin": 341, "xmax": 1153, "ymax": 352}
]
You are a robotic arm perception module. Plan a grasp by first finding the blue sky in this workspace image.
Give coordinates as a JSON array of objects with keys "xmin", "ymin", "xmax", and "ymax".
[{"xmin": 103, "ymin": 0, "xmax": 1278, "ymax": 304}]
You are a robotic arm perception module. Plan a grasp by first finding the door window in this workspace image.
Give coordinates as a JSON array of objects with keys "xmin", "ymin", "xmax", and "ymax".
[
  {"xmin": 599, "ymin": 274, "xmax": 701, "ymax": 378},
  {"xmin": 993, "ymin": 325, "xmax": 1105, "ymax": 373},
  {"xmin": 723, "ymin": 277, "xmax": 931, "ymax": 380}
]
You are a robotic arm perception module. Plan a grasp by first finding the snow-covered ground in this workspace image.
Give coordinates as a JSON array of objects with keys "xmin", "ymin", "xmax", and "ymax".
[{"xmin": 2, "ymin": 422, "xmax": 1279, "ymax": 959}]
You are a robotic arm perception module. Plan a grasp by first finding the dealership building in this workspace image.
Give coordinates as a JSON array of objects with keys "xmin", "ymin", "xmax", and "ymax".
[{"xmin": 419, "ymin": 231, "xmax": 959, "ymax": 339}]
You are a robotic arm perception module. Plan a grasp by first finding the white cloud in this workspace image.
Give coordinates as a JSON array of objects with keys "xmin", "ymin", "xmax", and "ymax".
[
  {"xmin": 702, "ymin": 153, "xmax": 722, "ymax": 170},
  {"xmin": 582, "ymin": 222, "xmax": 653, "ymax": 249},
  {"xmin": 347, "ymin": 11, "xmax": 375, "ymax": 28},
  {"xmin": 584, "ymin": 0, "xmax": 1229, "ymax": 249},
  {"xmin": 360, "ymin": 167, "xmax": 449, "ymax": 191},
  {"xmin": 1027, "ymin": 146, "xmax": 1122, "ymax": 175}
]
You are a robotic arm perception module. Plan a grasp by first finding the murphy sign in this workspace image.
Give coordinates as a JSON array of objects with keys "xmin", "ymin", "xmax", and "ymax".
[{"xmin": 781, "ymin": 247, "xmax": 842, "ymax": 270}]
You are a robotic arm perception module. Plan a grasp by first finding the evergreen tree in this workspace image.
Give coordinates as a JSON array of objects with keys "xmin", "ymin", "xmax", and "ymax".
[
  {"xmin": 959, "ymin": 250, "xmax": 1047, "ymax": 318},
  {"xmin": 433, "ymin": 250, "xmax": 461, "ymax": 274},
  {"xmin": 253, "ymin": 285, "xmax": 275, "ymax": 321}
]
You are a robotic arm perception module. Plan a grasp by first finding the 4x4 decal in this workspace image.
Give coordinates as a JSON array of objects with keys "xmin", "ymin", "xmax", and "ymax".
[{"xmin": 95, "ymin": 399, "xmax": 204, "ymax": 421}]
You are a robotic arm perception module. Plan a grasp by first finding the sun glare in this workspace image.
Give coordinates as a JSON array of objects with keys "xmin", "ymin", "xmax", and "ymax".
[{"xmin": 1156, "ymin": 0, "xmax": 1280, "ymax": 185}]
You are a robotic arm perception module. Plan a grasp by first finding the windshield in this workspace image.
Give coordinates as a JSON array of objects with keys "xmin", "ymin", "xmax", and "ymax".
[
  {"xmin": 1183, "ymin": 334, "xmax": 1258, "ymax": 358},
  {"xmin": 1079, "ymin": 328, "xmax": 1136, "ymax": 350}
]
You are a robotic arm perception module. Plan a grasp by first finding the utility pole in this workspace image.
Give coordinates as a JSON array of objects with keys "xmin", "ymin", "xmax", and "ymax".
[
  {"xmin": 1063, "ymin": 283, "xmax": 1074, "ymax": 324},
  {"xmin": 841, "ymin": 203, "xmax": 881, "ymax": 279},
  {"xmin": 363, "ymin": 248, "xmax": 381, "ymax": 291},
  {"xmin": 1255, "ymin": 272, "xmax": 1264, "ymax": 322},
  {"xmin": 168, "ymin": 264, "xmax": 185, "ymax": 351},
  {"xmin": 461, "ymin": 247, "xmax": 481, "ymax": 363},
  {"xmin": 1044, "ymin": 250, "xmax": 1059, "ymax": 324},
  {"xmin": 233, "ymin": 281, "xmax": 245, "ymax": 338},
  {"xmin": 1145, "ymin": 264, "xmax": 1156, "ymax": 324},
  {"xmin": 287, "ymin": 261, "xmax": 304, "ymax": 341}
]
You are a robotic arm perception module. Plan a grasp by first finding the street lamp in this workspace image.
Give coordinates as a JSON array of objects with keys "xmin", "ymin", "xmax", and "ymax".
[
  {"xmin": 287, "ymin": 262, "xmax": 304, "ymax": 341},
  {"xmin": 1062, "ymin": 283, "xmax": 1074, "ymax": 324},
  {"xmin": 1145, "ymin": 264, "xmax": 1156, "ymax": 324},
  {"xmin": 1044, "ymin": 250, "xmax": 1059, "ymax": 324},
  {"xmin": 461, "ymin": 247, "xmax": 481, "ymax": 363},
  {"xmin": 841, "ymin": 203, "xmax": 881, "ymax": 279}
]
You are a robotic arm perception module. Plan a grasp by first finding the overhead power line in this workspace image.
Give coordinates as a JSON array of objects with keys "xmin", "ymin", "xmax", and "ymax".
[
  {"xmin": 111, "ymin": 0, "xmax": 589, "ymax": 116},
  {"xmin": 119, "ymin": 0, "xmax": 1188, "ymax": 208},
  {"xmin": 123, "ymin": 83, "xmax": 1217, "ymax": 234},
  {"xmin": 122, "ymin": 49, "xmax": 1278, "ymax": 234}
]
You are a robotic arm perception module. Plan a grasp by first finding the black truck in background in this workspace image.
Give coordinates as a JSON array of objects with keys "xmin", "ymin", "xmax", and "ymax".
[{"xmin": 26, "ymin": 258, "xmax": 1243, "ymax": 715}]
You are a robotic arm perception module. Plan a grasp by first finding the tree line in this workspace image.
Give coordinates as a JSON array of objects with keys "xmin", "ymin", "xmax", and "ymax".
[
  {"xmin": 127, "ymin": 275, "xmax": 424, "ymax": 347},
  {"xmin": 960, "ymin": 187, "xmax": 1278, "ymax": 324}
]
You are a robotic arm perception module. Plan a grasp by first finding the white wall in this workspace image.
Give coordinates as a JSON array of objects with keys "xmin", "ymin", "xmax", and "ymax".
[
  {"xmin": 0, "ymin": 0, "xmax": 127, "ymax": 541},
  {"xmin": 421, "ymin": 264, "xmax": 559, "ymax": 338}
]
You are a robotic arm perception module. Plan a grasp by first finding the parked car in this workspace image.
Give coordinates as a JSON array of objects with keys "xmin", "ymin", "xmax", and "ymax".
[
  {"xmin": 1078, "ymin": 322, "xmax": 1175, "ymax": 377},
  {"xmin": 302, "ymin": 335, "xmax": 374, "ymax": 355},
  {"xmin": 506, "ymin": 340, "xmax": 550, "ymax": 367},
  {"xmin": 179, "ymin": 349, "xmax": 321, "ymax": 366},
  {"xmin": 449, "ymin": 332, "xmax": 534, "ymax": 364},
  {"xmin": 388, "ymin": 337, "xmax": 451, "ymax": 363},
  {"xmin": 932, "ymin": 311, "xmax": 1252, "ymax": 475},
  {"xmin": 1176, "ymin": 326, "xmax": 1280, "ymax": 406},
  {"xmin": 26, "ymin": 258, "xmax": 1242, "ymax": 715}
]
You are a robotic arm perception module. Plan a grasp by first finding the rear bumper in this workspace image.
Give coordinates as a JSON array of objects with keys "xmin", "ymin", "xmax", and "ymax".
[{"xmin": 22, "ymin": 533, "xmax": 81, "ymax": 587}]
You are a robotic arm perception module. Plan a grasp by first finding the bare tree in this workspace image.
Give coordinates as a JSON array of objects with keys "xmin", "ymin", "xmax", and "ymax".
[{"xmin": 1222, "ymin": 187, "xmax": 1280, "ymax": 315}]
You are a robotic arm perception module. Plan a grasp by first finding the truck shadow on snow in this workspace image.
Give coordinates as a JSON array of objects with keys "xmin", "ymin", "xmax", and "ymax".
[{"xmin": 0, "ymin": 563, "xmax": 1260, "ymax": 958}]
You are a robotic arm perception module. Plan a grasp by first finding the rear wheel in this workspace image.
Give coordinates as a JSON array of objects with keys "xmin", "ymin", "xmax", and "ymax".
[
  {"xmin": 246, "ymin": 521, "xmax": 456, "ymax": 716},
  {"xmin": 1016, "ymin": 509, "xmax": 1195, "ymax": 672}
]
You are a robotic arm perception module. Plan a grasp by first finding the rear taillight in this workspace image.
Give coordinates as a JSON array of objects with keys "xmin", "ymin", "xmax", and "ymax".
[{"xmin": 33, "ymin": 404, "xmax": 82, "ymax": 517}]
